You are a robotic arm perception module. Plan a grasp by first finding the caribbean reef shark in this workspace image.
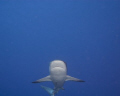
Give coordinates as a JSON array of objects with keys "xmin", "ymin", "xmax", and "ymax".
[{"xmin": 32, "ymin": 60, "xmax": 85, "ymax": 96}]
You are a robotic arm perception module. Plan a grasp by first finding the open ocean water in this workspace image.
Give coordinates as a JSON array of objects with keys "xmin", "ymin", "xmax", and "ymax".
[{"xmin": 0, "ymin": 1, "xmax": 120, "ymax": 96}]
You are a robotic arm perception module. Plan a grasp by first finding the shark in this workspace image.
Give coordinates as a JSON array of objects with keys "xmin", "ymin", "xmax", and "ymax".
[{"xmin": 32, "ymin": 60, "xmax": 85, "ymax": 96}]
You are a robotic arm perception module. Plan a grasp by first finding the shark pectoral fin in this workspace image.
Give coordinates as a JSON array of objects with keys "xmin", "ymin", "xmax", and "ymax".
[
  {"xmin": 66, "ymin": 75, "xmax": 85, "ymax": 82},
  {"xmin": 41, "ymin": 85, "xmax": 54, "ymax": 96},
  {"xmin": 61, "ymin": 87, "xmax": 65, "ymax": 90},
  {"xmin": 32, "ymin": 75, "xmax": 51, "ymax": 83}
]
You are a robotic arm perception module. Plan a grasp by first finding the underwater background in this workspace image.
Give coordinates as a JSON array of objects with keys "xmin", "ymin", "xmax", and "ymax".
[{"xmin": 0, "ymin": 1, "xmax": 120, "ymax": 96}]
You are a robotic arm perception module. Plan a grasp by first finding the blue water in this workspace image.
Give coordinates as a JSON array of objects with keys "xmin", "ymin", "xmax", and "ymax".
[{"xmin": 0, "ymin": 1, "xmax": 120, "ymax": 96}]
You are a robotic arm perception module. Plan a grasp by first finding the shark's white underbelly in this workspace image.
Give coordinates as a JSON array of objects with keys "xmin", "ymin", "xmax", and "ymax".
[{"xmin": 50, "ymin": 67, "xmax": 66, "ymax": 88}]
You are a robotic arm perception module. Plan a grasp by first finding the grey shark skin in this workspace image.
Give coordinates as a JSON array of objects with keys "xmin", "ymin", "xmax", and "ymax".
[
  {"xmin": 32, "ymin": 60, "xmax": 85, "ymax": 95},
  {"xmin": 41, "ymin": 85, "xmax": 54, "ymax": 96}
]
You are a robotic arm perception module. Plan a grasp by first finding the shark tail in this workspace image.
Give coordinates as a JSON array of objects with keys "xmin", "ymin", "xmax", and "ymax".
[{"xmin": 41, "ymin": 85, "xmax": 54, "ymax": 96}]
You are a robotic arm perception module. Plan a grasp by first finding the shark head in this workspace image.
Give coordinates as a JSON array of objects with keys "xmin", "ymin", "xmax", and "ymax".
[{"xmin": 49, "ymin": 60, "xmax": 67, "ymax": 70}]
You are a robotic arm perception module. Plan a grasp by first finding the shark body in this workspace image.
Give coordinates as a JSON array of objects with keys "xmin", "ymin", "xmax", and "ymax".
[{"xmin": 32, "ymin": 60, "xmax": 85, "ymax": 96}]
